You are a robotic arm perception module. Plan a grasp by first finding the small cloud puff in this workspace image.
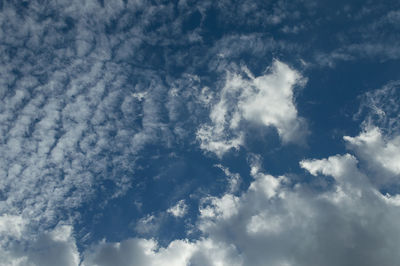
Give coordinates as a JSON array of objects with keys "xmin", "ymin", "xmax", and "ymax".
[
  {"xmin": 167, "ymin": 200, "xmax": 188, "ymax": 218},
  {"xmin": 197, "ymin": 60, "xmax": 308, "ymax": 157}
]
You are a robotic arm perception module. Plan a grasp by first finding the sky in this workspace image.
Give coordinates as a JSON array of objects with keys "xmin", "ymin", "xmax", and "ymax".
[{"xmin": 1, "ymin": 0, "xmax": 400, "ymax": 265}]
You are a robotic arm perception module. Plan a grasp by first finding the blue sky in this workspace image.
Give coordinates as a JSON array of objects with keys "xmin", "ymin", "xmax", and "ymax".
[{"xmin": 1, "ymin": 0, "xmax": 400, "ymax": 265}]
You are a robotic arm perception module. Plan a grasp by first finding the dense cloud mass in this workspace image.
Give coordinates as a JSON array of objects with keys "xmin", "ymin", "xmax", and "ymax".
[{"xmin": 1, "ymin": 0, "xmax": 400, "ymax": 265}]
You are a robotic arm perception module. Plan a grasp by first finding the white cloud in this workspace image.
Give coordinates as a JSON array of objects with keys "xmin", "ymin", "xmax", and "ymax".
[
  {"xmin": 300, "ymin": 154, "xmax": 359, "ymax": 180},
  {"xmin": 197, "ymin": 60, "xmax": 307, "ymax": 157},
  {"xmin": 344, "ymin": 127, "xmax": 400, "ymax": 173},
  {"xmin": 199, "ymin": 194, "xmax": 240, "ymax": 221},
  {"xmin": 343, "ymin": 82, "xmax": 400, "ymax": 186},
  {"xmin": 0, "ymin": 224, "xmax": 80, "ymax": 266},
  {"xmin": 314, "ymin": 8, "xmax": 400, "ymax": 66},
  {"xmin": 197, "ymin": 153, "xmax": 400, "ymax": 265},
  {"xmin": 0, "ymin": 2, "xmax": 305, "ymax": 245},
  {"xmin": 83, "ymin": 238, "xmax": 192, "ymax": 266},
  {"xmin": 355, "ymin": 81, "xmax": 400, "ymax": 136},
  {"xmin": 82, "ymin": 237, "xmax": 242, "ymax": 266},
  {"xmin": 167, "ymin": 200, "xmax": 188, "ymax": 218},
  {"xmin": 2, "ymin": 1, "xmax": 400, "ymax": 265},
  {"xmin": 344, "ymin": 127, "xmax": 400, "ymax": 183},
  {"xmin": 80, "ymin": 148, "xmax": 400, "ymax": 266},
  {"xmin": 9, "ymin": 94, "xmax": 397, "ymax": 266},
  {"xmin": 0, "ymin": 0, "xmax": 191, "ymax": 241}
]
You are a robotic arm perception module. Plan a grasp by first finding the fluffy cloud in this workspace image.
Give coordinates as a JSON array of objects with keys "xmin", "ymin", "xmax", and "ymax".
[
  {"xmin": 197, "ymin": 60, "xmax": 307, "ymax": 157},
  {"xmin": 195, "ymin": 153, "xmax": 400, "ymax": 266},
  {"xmin": 82, "ymin": 237, "xmax": 242, "ymax": 266},
  {"xmin": 79, "ymin": 145, "xmax": 400, "ymax": 266},
  {"xmin": 83, "ymin": 238, "xmax": 194, "ymax": 266},
  {"xmin": 344, "ymin": 127, "xmax": 400, "ymax": 175}
]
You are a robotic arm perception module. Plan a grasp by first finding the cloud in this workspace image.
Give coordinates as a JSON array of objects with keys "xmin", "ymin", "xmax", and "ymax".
[
  {"xmin": 82, "ymin": 237, "xmax": 242, "ymax": 266},
  {"xmin": 0, "ymin": 1, "xmax": 281, "ymax": 261},
  {"xmin": 0, "ymin": 224, "xmax": 79, "ymax": 266},
  {"xmin": 313, "ymin": 7, "xmax": 400, "ymax": 66},
  {"xmin": 0, "ymin": 0, "xmax": 196, "ymax": 238},
  {"xmin": 214, "ymin": 0, "xmax": 299, "ymax": 29},
  {"xmin": 2, "ymin": 1, "xmax": 400, "ymax": 265},
  {"xmin": 197, "ymin": 60, "xmax": 308, "ymax": 157},
  {"xmin": 345, "ymin": 127, "xmax": 400, "ymax": 174},
  {"xmin": 80, "ymin": 146, "xmax": 400, "ymax": 266},
  {"xmin": 27, "ymin": 225, "xmax": 80, "ymax": 266},
  {"xmin": 214, "ymin": 164, "xmax": 241, "ymax": 193},
  {"xmin": 134, "ymin": 214, "xmax": 163, "ymax": 236},
  {"xmin": 354, "ymin": 81, "xmax": 400, "ymax": 135},
  {"xmin": 167, "ymin": 200, "xmax": 188, "ymax": 218},
  {"xmin": 342, "ymin": 81, "xmax": 400, "ymax": 187},
  {"xmin": 0, "ymin": 214, "xmax": 26, "ymax": 239},
  {"xmin": 196, "ymin": 153, "xmax": 400, "ymax": 266},
  {"xmin": 4, "ymin": 73, "xmax": 395, "ymax": 265},
  {"xmin": 0, "ymin": 1, "xmax": 308, "ymax": 239}
]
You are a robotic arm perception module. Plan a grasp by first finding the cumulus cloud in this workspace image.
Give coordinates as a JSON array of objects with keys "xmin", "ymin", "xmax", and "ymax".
[
  {"xmin": 79, "ymin": 148, "xmax": 400, "ymax": 266},
  {"xmin": 197, "ymin": 153, "xmax": 400, "ymax": 266},
  {"xmin": 197, "ymin": 60, "xmax": 308, "ymax": 157},
  {"xmin": 344, "ymin": 127, "xmax": 400, "ymax": 175}
]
